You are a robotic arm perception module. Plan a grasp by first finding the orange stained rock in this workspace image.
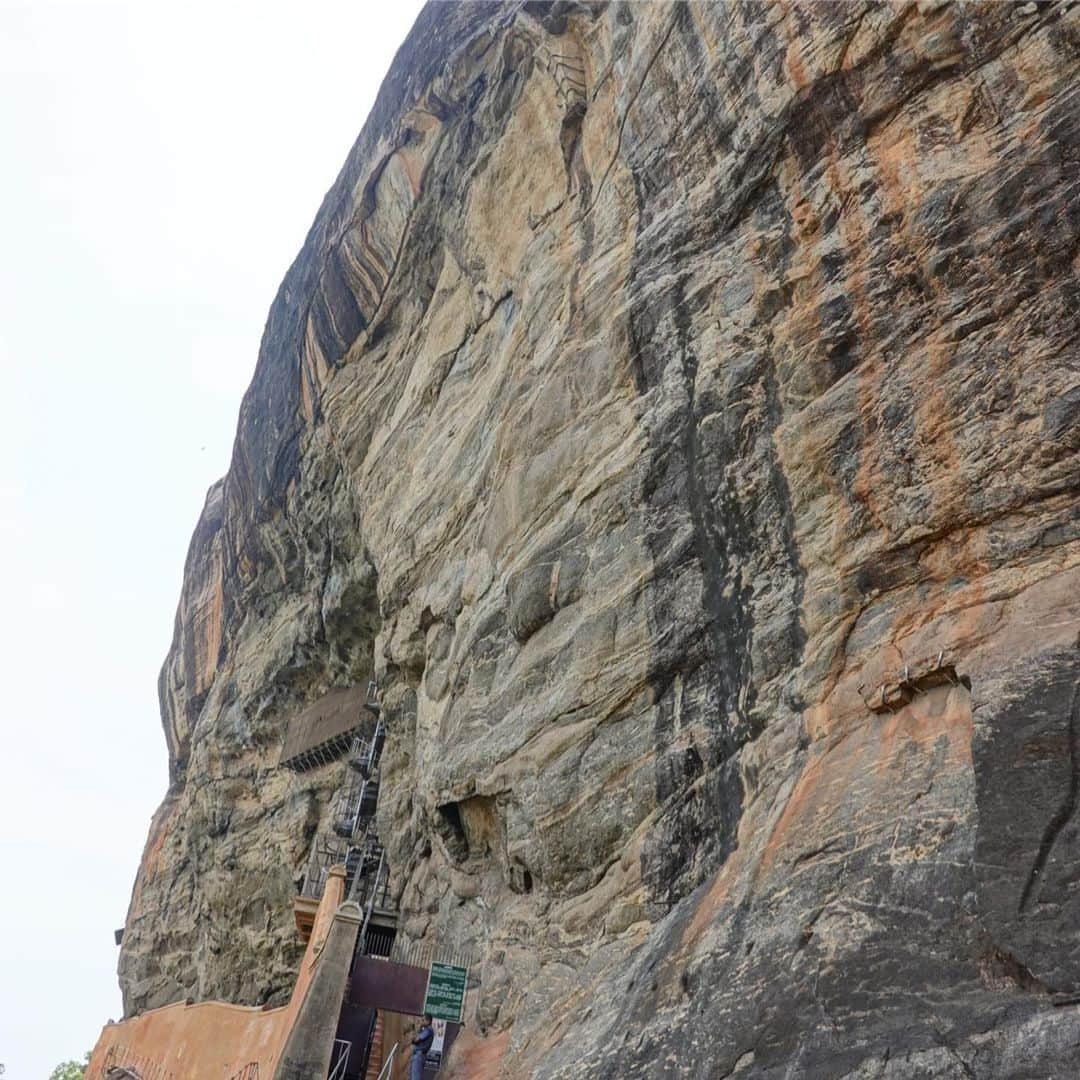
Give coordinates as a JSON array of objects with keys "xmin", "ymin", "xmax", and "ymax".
[
  {"xmin": 442, "ymin": 1027, "xmax": 510, "ymax": 1080},
  {"xmin": 190, "ymin": 545, "xmax": 225, "ymax": 698},
  {"xmin": 126, "ymin": 792, "xmax": 181, "ymax": 923},
  {"xmin": 874, "ymin": 680, "xmax": 973, "ymax": 769},
  {"xmin": 683, "ymin": 844, "xmax": 744, "ymax": 951},
  {"xmin": 780, "ymin": 1, "xmax": 810, "ymax": 91},
  {"xmin": 86, "ymin": 868, "xmax": 347, "ymax": 1080},
  {"xmin": 760, "ymin": 682, "xmax": 973, "ymax": 883}
]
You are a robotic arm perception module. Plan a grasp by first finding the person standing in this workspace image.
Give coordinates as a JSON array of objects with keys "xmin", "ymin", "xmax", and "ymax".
[{"xmin": 410, "ymin": 1013, "xmax": 435, "ymax": 1080}]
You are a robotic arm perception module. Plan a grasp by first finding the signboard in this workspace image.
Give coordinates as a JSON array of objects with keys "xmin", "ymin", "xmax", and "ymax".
[{"xmin": 423, "ymin": 962, "xmax": 468, "ymax": 1023}]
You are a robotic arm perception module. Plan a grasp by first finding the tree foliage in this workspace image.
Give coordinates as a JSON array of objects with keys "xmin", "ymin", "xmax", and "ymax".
[{"xmin": 48, "ymin": 1053, "xmax": 89, "ymax": 1080}]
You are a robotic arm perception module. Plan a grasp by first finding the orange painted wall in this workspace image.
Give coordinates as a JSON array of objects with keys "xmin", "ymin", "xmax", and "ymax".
[{"xmin": 86, "ymin": 870, "xmax": 347, "ymax": 1079}]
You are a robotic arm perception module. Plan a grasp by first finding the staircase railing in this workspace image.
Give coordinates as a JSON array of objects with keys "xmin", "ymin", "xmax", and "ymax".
[
  {"xmin": 101, "ymin": 1044, "xmax": 175, "ymax": 1080},
  {"xmin": 375, "ymin": 1043, "xmax": 398, "ymax": 1080},
  {"xmin": 333, "ymin": 776, "xmax": 379, "ymax": 838},
  {"xmin": 300, "ymin": 837, "xmax": 349, "ymax": 899},
  {"xmin": 347, "ymin": 836, "xmax": 384, "ymax": 904},
  {"xmin": 327, "ymin": 1039, "xmax": 351, "ymax": 1080},
  {"xmin": 359, "ymin": 848, "xmax": 387, "ymax": 952},
  {"xmin": 348, "ymin": 719, "xmax": 386, "ymax": 778}
]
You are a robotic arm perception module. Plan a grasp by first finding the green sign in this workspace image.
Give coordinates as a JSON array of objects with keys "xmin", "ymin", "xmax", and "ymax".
[{"xmin": 423, "ymin": 961, "xmax": 468, "ymax": 1023}]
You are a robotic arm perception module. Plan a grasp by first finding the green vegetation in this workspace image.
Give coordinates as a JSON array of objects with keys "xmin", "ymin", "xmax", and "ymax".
[{"xmin": 48, "ymin": 1053, "xmax": 89, "ymax": 1080}]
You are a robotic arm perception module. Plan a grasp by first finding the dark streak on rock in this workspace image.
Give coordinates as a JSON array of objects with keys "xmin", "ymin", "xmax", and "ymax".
[{"xmin": 1019, "ymin": 679, "xmax": 1080, "ymax": 912}]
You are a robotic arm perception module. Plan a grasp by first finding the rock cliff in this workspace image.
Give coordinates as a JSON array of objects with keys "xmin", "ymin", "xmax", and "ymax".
[{"xmin": 119, "ymin": 1, "xmax": 1080, "ymax": 1075}]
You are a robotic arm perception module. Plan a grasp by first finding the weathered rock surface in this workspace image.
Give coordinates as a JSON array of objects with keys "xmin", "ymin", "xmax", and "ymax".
[{"xmin": 120, "ymin": 1, "xmax": 1080, "ymax": 1075}]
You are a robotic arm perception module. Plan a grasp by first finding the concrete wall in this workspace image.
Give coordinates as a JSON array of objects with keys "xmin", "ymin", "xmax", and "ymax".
[
  {"xmin": 274, "ymin": 899, "xmax": 361, "ymax": 1079},
  {"xmin": 86, "ymin": 869, "xmax": 348, "ymax": 1079}
]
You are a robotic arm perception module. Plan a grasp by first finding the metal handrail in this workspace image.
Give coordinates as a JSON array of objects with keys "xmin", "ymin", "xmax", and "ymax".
[
  {"xmin": 375, "ymin": 1042, "xmax": 398, "ymax": 1080},
  {"xmin": 333, "ymin": 775, "xmax": 379, "ymax": 838},
  {"xmin": 348, "ymin": 734, "xmax": 371, "ymax": 772},
  {"xmin": 347, "ymin": 836, "xmax": 384, "ymax": 904},
  {"xmin": 348, "ymin": 720, "xmax": 385, "ymax": 777},
  {"xmin": 300, "ymin": 837, "xmax": 349, "ymax": 898},
  {"xmin": 332, "ymin": 775, "xmax": 362, "ymax": 836},
  {"xmin": 327, "ymin": 1039, "xmax": 351, "ymax": 1080},
  {"xmin": 102, "ymin": 1044, "xmax": 175, "ymax": 1080},
  {"xmin": 370, "ymin": 719, "xmax": 385, "ymax": 768},
  {"xmin": 359, "ymin": 848, "xmax": 386, "ymax": 950}
]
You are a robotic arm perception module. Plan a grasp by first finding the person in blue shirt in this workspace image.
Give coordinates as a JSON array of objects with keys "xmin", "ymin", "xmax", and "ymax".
[{"xmin": 410, "ymin": 1014, "xmax": 435, "ymax": 1079}]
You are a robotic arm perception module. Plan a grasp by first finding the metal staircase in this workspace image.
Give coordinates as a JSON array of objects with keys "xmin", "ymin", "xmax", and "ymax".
[
  {"xmin": 346, "ymin": 836, "xmax": 385, "ymax": 899},
  {"xmin": 300, "ymin": 837, "xmax": 351, "ymax": 900},
  {"xmin": 347, "ymin": 719, "xmax": 385, "ymax": 779},
  {"xmin": 332, "ymin": 775, "xmax": 379, "ymax": 838},
  {"xmin": 295, "ymin": 680, "xmax": 396, "ymax": 954}
]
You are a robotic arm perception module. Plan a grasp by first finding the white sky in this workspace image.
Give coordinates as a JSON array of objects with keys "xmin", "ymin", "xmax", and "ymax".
[{"xmin": 0, "ymin": 1, "xmax": 423, "ymax": 1075}]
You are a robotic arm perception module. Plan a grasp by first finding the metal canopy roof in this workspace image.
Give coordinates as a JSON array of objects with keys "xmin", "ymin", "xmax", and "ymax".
[{"xmin": 278, "ymin": 685, "xmax": 373, "ymax": 772}]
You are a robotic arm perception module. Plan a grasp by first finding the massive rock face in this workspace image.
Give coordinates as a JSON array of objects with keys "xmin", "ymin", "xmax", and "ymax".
[{"xmin": 120, "ymin": 1, "xmax": 1080, "ymax": 1075}]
